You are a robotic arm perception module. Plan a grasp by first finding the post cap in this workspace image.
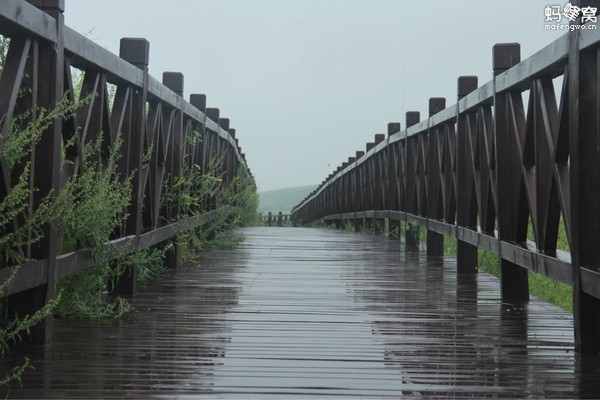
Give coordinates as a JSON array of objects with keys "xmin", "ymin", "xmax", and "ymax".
[
  {"xmin": 190, "ymin": 94, "xmax": 206, "ymax": 111},
  {"xmin": 387, "ymin": 122, "xmax": 401, "ymax": 136},
  {"xmin": 120, "ymin": 38, "xmax": 149, "ymax": 66},
  {"xmin": 163, "ymin": 72, "xmax": 184, "ymax": 96},
  {"xmin": 27, "ymin": 0, "xmax": 64, "ymax": 12},
  {"xmin": 219, "ymin": 118, "xmax": 230, "ymax": 130},
  {"xmin": 457, "ymin": 76, "xmax": 478, "ymax": 99},
  {"xmin": 493, "ymin": 43, "xmax": 521, "ymax": 75},
  {"xmin": 206, "ymin": 107, "xmax": 220, "ymax": 122},
  {"xmin": 406, "ymin": 111, "xmax": 420, "ymax": 128},
  {"xmin": 429, "ymin": 97, "xmax": 446, "ymax": 116}
]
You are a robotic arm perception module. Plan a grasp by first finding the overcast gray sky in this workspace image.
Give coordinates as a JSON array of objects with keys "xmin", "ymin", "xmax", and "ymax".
[{"xmin": 65, "ymin": 1, "xmax": 562, "ymax": 192}]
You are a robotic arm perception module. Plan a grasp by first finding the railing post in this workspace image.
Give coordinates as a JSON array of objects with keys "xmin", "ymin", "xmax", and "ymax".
[
  {"xmin": 353, "ymin": 150, "xmax": 364, "ymax": 232},
  {"xmin": 404, "ymin": 112, "xmax": 420, "ymax": 246},
  {"xmin": 163, "ymin": 71, "xmax": 184, "ymax": 95},
  {"xmin": 219, "ymin": 118, "xmax": 230, "ymax": 184},
  {"xmin": 191, "ymin": 94, "xmax": 208, "ymax": 173},
  {"xmin": 205, "ymin": 107, "xmax": 220, "ymax": 213},
  {"xmin": 493, "ymin": 43, "xmax": 529, "ymax": 304},
  {"xmin": 569, "ymin": 23, "xmax": 600, "ymax": 354},
  {"xmin": 364, "ymin": 141, "xmax": 375, "ymax": 233},
  {"xmin": 190, "ymin": 94, "xmax": 207, "ymax": 111},
  {"xmin": 111, "ymin": 37, "xmax": 150, "ymax": 292},
  {"xmin": 387, "ymin": 122, "xmax": 401, "ymax": 239},
  {"xmin": 426, "ymin": 98, "xmax": 445, "ymax": 256},
  {"xmin": 406, "ymin": 112, "xmax": 420, "ymax": 128},
  {"xmin": 456, "ymin": 76, "xmax": 479, "ymax": 274},
  {"xmin": 163, "ymin": 71, "xmax": 185, "ymax": 216},
  {"xmin": 190, "ymin": 92, "xmax": 207, "ymax": 208},
  {"xmin": 344, "ymin": 157, "xmax": 355, "ymax": 229},
  {"xmin": 161, "ymin": 72, "xmax": 186, "ymax": 270},
  {"xmin": 226, "ymin": 126, "xmax": 235, "ymax": 185},
  {"xmin": 12, "ymin": 0, "xmax": 66, "ymax": 345},
  {"xmin": 373, "ymin": 133, "xmax": 386, "ymax": 234},
  {"xmin": 190, "ymin": 93, "xmax": 207, "ymax": 200}
]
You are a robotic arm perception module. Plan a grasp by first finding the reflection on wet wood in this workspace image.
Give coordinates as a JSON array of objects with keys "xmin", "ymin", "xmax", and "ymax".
[{"xmin": 3, "ymin": 227, "xmax": 599, "ymax": 398}]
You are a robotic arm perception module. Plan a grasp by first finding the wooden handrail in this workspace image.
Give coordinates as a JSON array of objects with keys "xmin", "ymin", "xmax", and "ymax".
[
  {"xmin": 291, "ymin": 26, "xmax": 600, "ymax": 354},
  {"xmin": 0, "ymin": 0, "xmax": 253, "ymax": 343}
]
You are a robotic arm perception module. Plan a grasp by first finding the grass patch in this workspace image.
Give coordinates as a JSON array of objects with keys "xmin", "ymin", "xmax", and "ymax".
[{"xmin": 443, "ymin": 236, "xmax": 572, "ymax": 311}]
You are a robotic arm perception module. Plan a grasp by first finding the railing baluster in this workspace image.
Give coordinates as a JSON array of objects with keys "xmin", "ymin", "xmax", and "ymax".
[
  {"xmin": 109, "ymin": 38, "xmax": 150, "ymax": 294},
  {"xmin": 387, "ymin": 122, "xmax": 401, "ymax": 239},
  {"xmin": 11, "ymin": 0, "xmax": 66, "ymax": 344},
  {"xmin": 426, "ymin": 98, "xmax": 446, "ymax": 256},
  {"xmin": 493, "ymin": 43, "xmax": 530, "ymax": 304},
  {"xmin": 569, "ymin": 26, "xmax": 600, "ymax": 355},
  {"xmin": 290, "ymin": 25, "xmax": 600, "ymax": 355},
  {"xmin": 456, "ymin": 76, "xmax": 479, "ymax": 275},
  {"xmin": 0, "ymin": 0, "xmax": 253, "ymax": 347}
]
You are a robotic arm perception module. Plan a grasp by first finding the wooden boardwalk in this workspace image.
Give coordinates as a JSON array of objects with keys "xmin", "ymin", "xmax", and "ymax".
[{"xmin": 3, "ymin": 227, "xmax": 600, "ymax": 398}]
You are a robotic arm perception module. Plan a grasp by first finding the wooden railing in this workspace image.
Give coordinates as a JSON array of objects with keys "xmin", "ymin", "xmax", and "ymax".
[
  {"xmin": 262, "ymin": 212, "xmax": 291, "ymax": 227},
  {"xmin": 0, "ymin": 0, "xmax": 253, "ymax": 343},
  {"xmin": 291, "ymin": 26, "xmax": 600, "ymax": 354}
]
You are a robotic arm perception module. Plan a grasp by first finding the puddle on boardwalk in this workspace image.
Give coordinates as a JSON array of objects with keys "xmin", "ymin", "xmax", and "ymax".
[{"xmin": 2, "ymin": 227, "xmax": 600, "ymax": 398}]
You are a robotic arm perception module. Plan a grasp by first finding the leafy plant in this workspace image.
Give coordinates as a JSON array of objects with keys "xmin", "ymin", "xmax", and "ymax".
[
  {"xmin": 0, "ymin": 35, "xmax": 8, "ymax": 71},
  {"xmin": 131, "ymin": 247, "xmax": 168, "ymax": 284},
  {"xmin": 54, "ymin": 261, "xmax": 132, "ymax": 319},
  {"xmin": 443, "ymin": 234, "xmax": 572, "ymax": 311},
  {"xmin": 59, "ymin": 135, "xmax": 132, "ymax": 256},
  {"xmin": 161, "ymin": 153, "xmax": 258, "ymax": 263},
  {"xmin": 0, "ymin": 262, "xmax": 62, "ymax": 393},
  {"xmin": 0, "ymin": 91, "xmax": 80, "ymax": 391},
  {"xmin": 1, "ymin": 90, "xmax": 134, "ymax": 321},
  {"xmin": 0, "ymin": 94, "xmax": 88, "ymax": 266},
  {"xmin": 197, "ymin": 167, "xmax": 259, "ymax": 250},
  {"xmin": 53, "ymin": 134, "xmax": 135, "ymax": 319}
]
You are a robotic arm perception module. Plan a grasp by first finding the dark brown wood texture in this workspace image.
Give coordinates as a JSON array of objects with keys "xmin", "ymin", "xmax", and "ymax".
[
  {"xmin": 291, "ymin": 28, "xmax": 600, "ymax": 354},
  {"xmin": 0, "ymin": 0, "xmax": 251, "ymax": 342}
]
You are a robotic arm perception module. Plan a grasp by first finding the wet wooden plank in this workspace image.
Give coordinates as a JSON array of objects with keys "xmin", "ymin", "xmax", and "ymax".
[{"xmin": 2, "ymin": 227, "xmax": 599, "ymax": 398}]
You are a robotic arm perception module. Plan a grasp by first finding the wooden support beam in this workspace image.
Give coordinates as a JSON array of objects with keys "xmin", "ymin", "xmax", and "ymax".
[
  {"xmin": 456, "ymin": 76, "xmax": 479, "ymax": 274},
  {"xmin": 493, "ymin": 42, "xmax": 529, "ymax": 305},
  {"xmin": 426, "ymin": 98, "xmax": 445, "ymax": 256},
  {"xmin": 111, "ymin": 37, "xmax": 150, "ymax": 293},
  {"xmin": 569, "ymin": 26, "xmax": 600, "ymax": 354},
  {"xmin": 8, "ymin": 0, "xmax": 65, "ymax": 345}
]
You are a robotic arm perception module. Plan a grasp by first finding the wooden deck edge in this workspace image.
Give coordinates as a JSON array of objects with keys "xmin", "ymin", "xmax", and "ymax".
[
  {"xmin": 318, "ymin": 210, "xmax": 575, "ymax": 289},
  {"xmin": 0, "ymin": 207, "xmax": 227, "ymax": 298}
]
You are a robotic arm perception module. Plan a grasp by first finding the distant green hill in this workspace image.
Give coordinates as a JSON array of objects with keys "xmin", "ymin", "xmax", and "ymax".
[{"xmin": 258, "ymin": 185, "xmax": 316, "ymax": 214}]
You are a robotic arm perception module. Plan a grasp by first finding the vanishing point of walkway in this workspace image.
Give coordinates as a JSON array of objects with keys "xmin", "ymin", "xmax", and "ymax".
[{"xmin": 5, "ymin": 227, "xmax": 600, "ymax": 398}]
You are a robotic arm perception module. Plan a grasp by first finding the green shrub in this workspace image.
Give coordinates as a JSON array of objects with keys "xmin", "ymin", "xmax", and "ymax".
[
  {"xmin": 0, "ymin": 90, "xmax": 82, "ymax": 390},
  {"xmin": 443, "ymin": 237, "xmax": 572, "ymax": 311},
  {"xmin": 59, "ymin": 136, "xmax": 132, "ymax": 257},
  {"xmin": 164, "ymin": 155, "xmax": 259, "ymax": 260},
  {"xmin": 52, "ymin": 134, "xmax": 135, "ymax": 320},
  {"xmin": 54, "ymin": 262, "xmax": 132, "ymax": 320},
  {"xmin": 133, "ymin": 247, "xmax": 168, "ymax": 284}
]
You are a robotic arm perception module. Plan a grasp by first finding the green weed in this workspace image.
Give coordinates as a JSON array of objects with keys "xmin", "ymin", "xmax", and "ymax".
[{"xmin": 443, "ymin": 236, "xmax": 572, "ymax": 311}]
